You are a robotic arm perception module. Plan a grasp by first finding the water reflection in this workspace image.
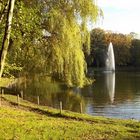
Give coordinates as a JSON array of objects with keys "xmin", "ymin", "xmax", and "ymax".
[
  {"xmin": 8, "ymin": 72, "xmax": 140, "ymax": 120},
  {"xmin": 81, "ymin": 73, "xmax": 116, "ymax": 105},
  {"xmin": 105, "ymin": 72, "xmax": 115, "ymax": 103},
  {"xmin": 14, "ymin": 75, "xmax": 85, "ymax": 113}
]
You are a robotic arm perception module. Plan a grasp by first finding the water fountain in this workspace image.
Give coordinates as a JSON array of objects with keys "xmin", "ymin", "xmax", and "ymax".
[{"xmin": 105, "ymin": 42, "xmax": 115, "ymax": 71}]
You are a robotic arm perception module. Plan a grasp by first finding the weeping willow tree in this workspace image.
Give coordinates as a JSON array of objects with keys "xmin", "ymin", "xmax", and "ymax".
[
  {"xmin": 0, "ymin": 0, "xmax": 102, "ymax": 87},
  {"xmin": 49, "ymin": 19, "xmax": 86, "ymax": 87},
  {"xmin": 44, "ymin": 0, "xmax": 102, "ymax": 87}
]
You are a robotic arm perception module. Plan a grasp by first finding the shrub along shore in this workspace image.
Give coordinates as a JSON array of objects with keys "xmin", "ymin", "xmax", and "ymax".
[{"xmin": 0, "ymin": 78, "xmax": 140, "ymax": 140}]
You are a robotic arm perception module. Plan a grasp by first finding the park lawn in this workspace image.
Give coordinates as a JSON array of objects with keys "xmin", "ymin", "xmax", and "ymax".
[
  {"xmin": 0, "ymin": 94, "xmax": 140, "ymax": 140},
  {"xmin": 0, "ymin": 77, "xmax": 14, "ymax": 87}
]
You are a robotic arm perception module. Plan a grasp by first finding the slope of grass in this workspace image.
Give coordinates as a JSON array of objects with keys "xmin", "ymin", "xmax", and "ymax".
[
  {"xmin": 0, "ymin": 94, "xmax": 140, "ymax": 140},
  {"xmin": 0, "ymin": 77, "xmax": 14, "ymax": 87}
]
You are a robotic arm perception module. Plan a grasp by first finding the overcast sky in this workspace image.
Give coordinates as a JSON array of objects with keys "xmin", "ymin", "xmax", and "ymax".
[{"xmin": 94, "ymin": 0, "xmax": 140, "ymax": 34}]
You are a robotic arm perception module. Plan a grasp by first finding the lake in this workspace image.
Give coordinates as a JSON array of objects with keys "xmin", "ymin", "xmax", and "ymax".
[{"xmin": 13, "ymin": 72, "xmax": 140, "ymax": 120}]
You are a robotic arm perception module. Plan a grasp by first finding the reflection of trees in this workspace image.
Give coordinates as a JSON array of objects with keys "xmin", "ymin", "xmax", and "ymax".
[
  {"xmin": 81, "ymin": 75, "xmax": 110, "ymax": 105},
  {"xmin": 81, "ymin": 72, "xmax": 140, "ymax": 107},
  {"xmin": 11, "ymin": 72, "xmax": 140, "ymax": 114},
  {"xmin": 16, "ymin": 75, "xmax": 86, "ymax": 113},
  {"xmin": 115, "ymin": 72, "xmax": 140, "ymax": 101},
  {"xmin": 55, "ymin": 91, "xmax": 85, "ymax": 113}
]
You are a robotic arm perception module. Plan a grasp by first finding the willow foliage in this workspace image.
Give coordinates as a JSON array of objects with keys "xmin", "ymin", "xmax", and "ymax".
[
  {"xmin": 44, "ymin": 0, "xmax": 101, "ymax": 87},
  {"xmin": 0, "ymin": 0, "xmax": 101, "ymax": 87},
  {"xmin": 50, "ymin": 19, "xmax": 86, "ymax": 87}
]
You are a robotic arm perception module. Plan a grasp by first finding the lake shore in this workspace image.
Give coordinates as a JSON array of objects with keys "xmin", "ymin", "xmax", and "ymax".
[{"xmin": 0, "ymin": 77, "xmax": 140, "ymax": 139}]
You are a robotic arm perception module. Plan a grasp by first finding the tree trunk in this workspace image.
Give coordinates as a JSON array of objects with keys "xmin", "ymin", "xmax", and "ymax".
[{"xmin": 0, "ymin": 0, "xmax": 15, "ymax": 78}]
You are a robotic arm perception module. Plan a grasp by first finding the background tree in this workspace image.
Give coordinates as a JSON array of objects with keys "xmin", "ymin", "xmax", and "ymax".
[
  {"xmin": 89, "ymin": 28, "xmax": 133, "ymax": 68},
  {"xmin": 130, "ymin": 39, "xmax": 140, "ymax": 66},
  {"xmin": 106, "ymin": 33, "xmax": 132, "ymax": 66},
  {"xmin": 89, "ymin": 28, "xmax": 107, "ymax": 67}
]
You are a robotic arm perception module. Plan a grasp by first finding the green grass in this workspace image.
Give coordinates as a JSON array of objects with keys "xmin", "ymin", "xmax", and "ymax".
[
  {"xmin": 0, "ymin": 77, "xmax": 14, "ymax": 87},
  {"xmin": 0, "ymin": 94, "xmax": 140, "ymax": 140}
]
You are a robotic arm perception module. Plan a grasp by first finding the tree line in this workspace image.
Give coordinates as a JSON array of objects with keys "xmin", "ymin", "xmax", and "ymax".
[{"xmin": 88, "ymin": 28, "xmax": 140, "ymax": 68}]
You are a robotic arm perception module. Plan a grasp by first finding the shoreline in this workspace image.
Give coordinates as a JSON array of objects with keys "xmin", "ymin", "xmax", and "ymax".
[{"xmin": 1, "ymin": 77, "xmax": 140, "ymax": 121}]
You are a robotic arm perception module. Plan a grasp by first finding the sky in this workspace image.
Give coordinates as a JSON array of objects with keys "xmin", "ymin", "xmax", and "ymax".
[{"xmin": 94, "ymin": 0, "xmax": 140, "ymax": 34}]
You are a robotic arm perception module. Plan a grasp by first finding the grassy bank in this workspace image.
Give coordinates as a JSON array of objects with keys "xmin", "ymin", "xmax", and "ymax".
[
  {"xmin": 0, "ymin": 94, "xmax": 140, "ymax": 140},
  {"xmin": 0, "ymin": 77, "xmax": 14, "ymax": 87}
]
